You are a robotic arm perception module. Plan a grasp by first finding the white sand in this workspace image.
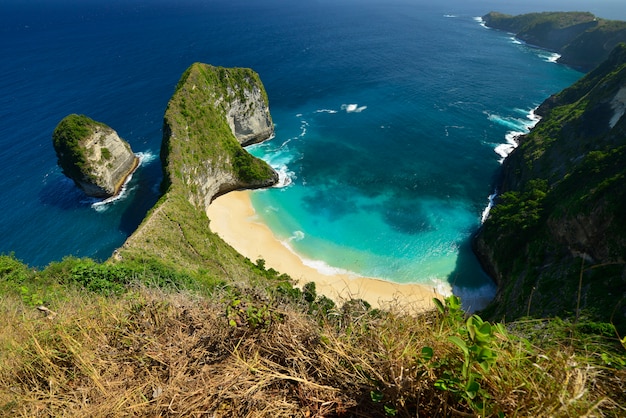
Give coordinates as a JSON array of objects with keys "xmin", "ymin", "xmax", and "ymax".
[{"xmin": 206, "ymin": 190, "xmax": 444, "ymax": 312}]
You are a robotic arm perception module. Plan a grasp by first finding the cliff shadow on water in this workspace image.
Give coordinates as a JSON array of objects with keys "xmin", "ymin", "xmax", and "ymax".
[{"xmin": 447, "ymin": 233, "xmax": 497, "ymax": 313}]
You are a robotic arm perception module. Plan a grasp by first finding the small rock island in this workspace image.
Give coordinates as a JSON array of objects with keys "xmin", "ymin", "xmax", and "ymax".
[{"xmin": 52, "ymin": 114, "xmax": 139, "ymax": 198}]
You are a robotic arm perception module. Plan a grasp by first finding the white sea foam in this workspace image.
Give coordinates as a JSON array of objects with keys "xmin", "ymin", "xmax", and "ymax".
[
  {"xmin": 135, "ymin": 150, "xmax": 157, "ymax": 164},
  {"xmin": 509, "ymin": 36, "xmax": 522, "ymax": 45},
  {"xmin": 487, "ymin": 112, "xmax": 530, "ymax": 131},
  {"xmin": 289, "ymin": 230, "xmax": 305, "ymax": 242},
  {"xmin": 474, "ymin": 16, "xmax": 487, "ymax": 28},
  {"xmin": 315, "ymin": 108, "xmax": 338, "ymax": 114},
  {"xmin": 494, "ymin": 130, "xmax": 524, "ymax": 162},
  {"xmin": 91, "ymin": 151, "xmax": 150, "ymax": 211},
  {"xmin": 299, "ymin": 120, "xmax": 309, "ymax": 137},
  {"xmin": 430, "ymin": 279, "xmax": 453, "ymax": 297},
  {"xmin": 544, "ymin": 52, "xmax": 561, "ymax": 63},
  {"xmin": 301, "ymin": 257, "xmax": 357, "ymax": 276},
  {"xmin": 444, "ymin": 125, "xmax": 464, "ymax": 137},
  {"xmin": 487, "ymin": 108, "xmax": 541, "ymax": 163},
  {"xmin": 273, "ymin": 164, "xmax": 295, "ymax": 188},
  {"xmin": 342, "ymin": 103, "xmax": 367, "ymax": 113},
  {"xmin": 278, "ymin": 240, "xmax": 356, "ymax": 276},
  {"xmin": 480, "ymin": 191, "xmax": 497, "ymax": 224},
  {"xmin": 444, "ymin": 14, "xmax": 457, "ymax": 18}
]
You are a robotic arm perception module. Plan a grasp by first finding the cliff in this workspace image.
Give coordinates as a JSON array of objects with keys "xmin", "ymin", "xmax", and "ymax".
[
  {"xmin": 52, "ymin": 114, "xmax": 138, "ymax": 198},
  {"xmin": 474, "ymin": 44, "xmax": 626, "ymax": 330},
  {"xmin": 160, "ymin": 63, "xmax": 278, "ymax": 210},
  {"xmin": 483, "ymin": 11, "xmax": 626, "ymax": 71},
  {"xmin": 117, "ymin": 63, "xmax": 278, "ymax": 272}
]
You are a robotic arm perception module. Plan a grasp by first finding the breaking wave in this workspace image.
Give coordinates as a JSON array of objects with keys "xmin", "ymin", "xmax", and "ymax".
[{"xmin": 342, "ymin": 103, "xmax": 367, "ymax": 113}]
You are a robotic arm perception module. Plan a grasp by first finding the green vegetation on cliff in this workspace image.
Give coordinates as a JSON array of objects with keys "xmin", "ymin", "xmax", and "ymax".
[
  {"xmin": 483, "ymin": 11, "xmax": 626, "ymax": 71},
  {"xmin": 475, "ymin": 44, "xmax": 626, "ymax": 332},
  {"xmin": 52, "ymin": 114, "xmax": 105, "ymax": 181},
  {"xmin": 119, "ymin": 63, "xmax": 277, "ymax": 275}
]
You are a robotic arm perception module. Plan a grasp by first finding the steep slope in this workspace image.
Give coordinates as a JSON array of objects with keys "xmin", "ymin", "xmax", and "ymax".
[
  {"xmin": 117, "ymin": 63, "xmax": 278, "ymax": 276},
  {"xmin": 474, "ymin": 44, "xmax": 626, "ymax": 330},
  {"xmin": 483, "ymin": 11, "xmax": 626, "ymax": 71}
]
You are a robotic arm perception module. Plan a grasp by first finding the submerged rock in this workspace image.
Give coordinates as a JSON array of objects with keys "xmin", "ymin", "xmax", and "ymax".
[{"xmin": 53, "ymin": 114, "xmax": 138, "ymax": 198}]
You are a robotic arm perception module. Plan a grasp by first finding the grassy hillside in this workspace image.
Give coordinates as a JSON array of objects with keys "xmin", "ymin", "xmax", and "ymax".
[
  {"xmin": 1, "ymin": 255, "xmax": 624, "ymax": 416},
  {"xmin": 1, "ymin": 62, "xmax": 625, "ymax": 416}
]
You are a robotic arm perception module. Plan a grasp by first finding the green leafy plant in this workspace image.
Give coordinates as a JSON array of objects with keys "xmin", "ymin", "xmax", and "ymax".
[
  {"xmin": 226, "ymin": 298, "xmax": 276, "ymax": 330},
  {"xmin": 430, "ymin": 296, "xmax": 505, "ymax": 413}
]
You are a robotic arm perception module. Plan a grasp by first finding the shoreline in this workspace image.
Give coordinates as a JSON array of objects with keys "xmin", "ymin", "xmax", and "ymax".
[{"xmin": 206, "ymin": 190, "xmax": 445, "ymax": 312}]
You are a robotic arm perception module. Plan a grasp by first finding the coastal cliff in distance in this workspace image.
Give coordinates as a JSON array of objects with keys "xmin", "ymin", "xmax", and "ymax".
[
  {"xmin": 483, "ymin": 11, "xmax": 626, "ymax": 71},
  {"xmin": 118, "ymin": 63, "xmax": 278, "ymax": 271},
  {"xmin": 474, "ymin": 44, "xmax": 626, "ymax": 330},
  {"xmin": 52, "ymin": 114, "xmax": 138, "ymax": 198}
]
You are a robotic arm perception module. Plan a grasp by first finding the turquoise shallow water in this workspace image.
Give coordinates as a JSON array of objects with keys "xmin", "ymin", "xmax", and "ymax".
[{"xmin": 0, "ymin": 0, "xmax": 589, "ymax": 308}]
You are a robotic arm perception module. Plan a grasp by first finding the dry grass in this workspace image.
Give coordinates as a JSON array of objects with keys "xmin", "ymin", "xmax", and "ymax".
[{"xmin": 0, "ymin": 287, "xmax": 624, "ymax": 417}]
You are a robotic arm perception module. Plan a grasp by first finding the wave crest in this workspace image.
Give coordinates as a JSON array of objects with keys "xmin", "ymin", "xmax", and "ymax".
[{"xmin": 342, "ymin": 103, "xmax": 367, "ymax": 113}]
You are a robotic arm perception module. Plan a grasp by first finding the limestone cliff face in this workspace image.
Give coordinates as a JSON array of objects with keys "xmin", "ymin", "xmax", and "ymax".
[
  {"xmin": 53, "ymin": 114, "xmax": 138, "ymax": 198},
  {"xmin": 160, "ymin": 63, "xmax": 278, "ymax": 211},
  {"xmin": 474, "ymin": 45, "xmax": 626, "ymax": 330},
  {"xmin": 224, "ymin": 85, "xmax": 274, "ymax": 146}
]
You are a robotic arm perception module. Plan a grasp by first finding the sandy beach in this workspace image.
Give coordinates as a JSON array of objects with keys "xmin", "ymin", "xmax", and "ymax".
[{"xmin": 206, "ymin": 190, "xmax": 446, "ymax": 312}]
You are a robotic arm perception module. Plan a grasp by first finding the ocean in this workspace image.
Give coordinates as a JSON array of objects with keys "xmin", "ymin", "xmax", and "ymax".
[{"xmin": 1, "ymin": 0, "xmax": 600, "ymax": 307}]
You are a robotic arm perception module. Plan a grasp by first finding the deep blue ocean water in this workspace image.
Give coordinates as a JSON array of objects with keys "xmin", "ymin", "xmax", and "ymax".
[{"xmin": 4, "ymin": 0, "xmax": 619, "ymax": 306}]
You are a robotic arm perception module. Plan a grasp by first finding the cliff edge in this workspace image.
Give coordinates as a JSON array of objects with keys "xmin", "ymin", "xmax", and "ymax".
[
  {"xmin": 474, "ymin": 44, "xmax": 626, "ymax": 330},
  {"xmin": 52, "ymin": 114, "xmax": 138, "ymax": 198}
]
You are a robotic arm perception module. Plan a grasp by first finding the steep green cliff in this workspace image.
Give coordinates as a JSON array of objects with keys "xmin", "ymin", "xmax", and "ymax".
[
  {"xmin": 483, "ymin": 11, "xmax": 626, "ymax": 71},
  {"xmin": 474, "ymin": 44, "xmax": 626, "ymax": 330},
  {"xmin": 117, "ymin": 63, "xmax": 279, "ymax": 276}
]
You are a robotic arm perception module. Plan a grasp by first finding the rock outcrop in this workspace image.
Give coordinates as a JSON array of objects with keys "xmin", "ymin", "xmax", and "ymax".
[
  {"xmin": 474, "ymin": 44, "xmax": 626, "ymax": 331},
  {"xmin": 53, "ymin": 114, "xmax": 138, "ymax": 198},
  {"xmin": 224, "ymin": 84, "xmax": 274, "ymax": 146},
  {"xmin": 482, "ymin": 11, "xmax": 626, "ymax": 71},
  {"xmin": 117, "ymin": 63, "xmax": 279, "ymax": 270},
  {"xmin": 160, "ymin": 63, "xmax": 278, "ymax": 210}
]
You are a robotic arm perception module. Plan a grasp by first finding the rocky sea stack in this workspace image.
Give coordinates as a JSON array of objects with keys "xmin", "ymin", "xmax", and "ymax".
[{"xmin": 52, "ymin": 114, "xmax": 139, "ymax": 198}]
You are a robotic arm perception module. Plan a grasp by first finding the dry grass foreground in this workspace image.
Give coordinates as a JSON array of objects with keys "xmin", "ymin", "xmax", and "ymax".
[{"xmin": 1, "ymin": 286, "xmax": 624, "ymax": 417}]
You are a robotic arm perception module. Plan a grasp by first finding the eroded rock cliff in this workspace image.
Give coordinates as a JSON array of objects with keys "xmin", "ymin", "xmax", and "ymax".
[
  {"xmin": 53, "ymin": 114, "xmax": 138, "ymax": 198},
  {"xmin": 160, "ymin": 63, "xmax": 278, "ymax": 210},
  {"xmin": 117, "ymin": 63, "xmax": 278, "ymax": 268}
]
